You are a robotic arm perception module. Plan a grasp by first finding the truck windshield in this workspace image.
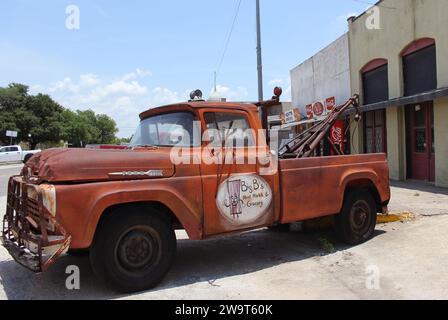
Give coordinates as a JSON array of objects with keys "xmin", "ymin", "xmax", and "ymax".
[{"xmin": 130, "ymin": 112, "xmax": 200, "ymax": 147}]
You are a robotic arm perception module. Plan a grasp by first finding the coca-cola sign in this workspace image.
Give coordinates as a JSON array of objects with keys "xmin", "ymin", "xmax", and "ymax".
[
  {"xmin": 313, "ymin": 102, "xmax": 324, "ymax": 116},
  {"xmin": 330, "ymin": 120, "xmax": 344, "ymax": 153},
  {"xmin": 326, "ymin": 97, "xmax": 336, "ymax": 111}
]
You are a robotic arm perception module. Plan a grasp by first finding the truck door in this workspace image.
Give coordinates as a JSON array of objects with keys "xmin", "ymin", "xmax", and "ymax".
[
  {"xmin": 199, "ymin": 109, "xmax": 278, "ymax": 236},
  {"xmin": 8, "ymin": 146, "xmax": 21, "ymax": 162}
]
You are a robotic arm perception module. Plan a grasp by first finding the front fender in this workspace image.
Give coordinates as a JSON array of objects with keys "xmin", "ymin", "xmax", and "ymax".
[{"xmin": 55, "ymin": 177, "xmax": 203, "ymax": 248}]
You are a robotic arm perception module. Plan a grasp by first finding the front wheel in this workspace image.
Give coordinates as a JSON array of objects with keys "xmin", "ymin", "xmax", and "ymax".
[
  {"xmin": 90, "ymin": 207, "xmax": 176, "ymax": 293},
  {"xmin": 334, "ymin": 190, "xmax": 377, "ymax": 245}
]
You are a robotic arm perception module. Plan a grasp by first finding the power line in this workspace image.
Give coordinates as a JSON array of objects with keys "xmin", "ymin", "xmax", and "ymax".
[
  {"xmin": 215, "ymin": 0, "xmax": 243, "ymax": 79},
  {"xmin": 350, "ymin": 0, "xmax": 396, "ymax": 10}
]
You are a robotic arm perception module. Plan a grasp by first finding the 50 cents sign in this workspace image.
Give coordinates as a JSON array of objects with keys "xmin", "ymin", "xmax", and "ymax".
[{"xmin": 216, "ymin": 174, "xmax": 273, "ymax": 225}]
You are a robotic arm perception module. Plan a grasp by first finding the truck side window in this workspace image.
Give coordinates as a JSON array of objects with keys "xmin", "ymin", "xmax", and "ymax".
[
  {"xmin": 0, "ymin": 148, "xmax": 5, "ymax": 153},
  {"xmin": 9, "ymin": 147, "xmax": 19, "ymax": 152},
  {"xmin": 203, "ymin": 112, "xmax": 255, "ymax": 148}
]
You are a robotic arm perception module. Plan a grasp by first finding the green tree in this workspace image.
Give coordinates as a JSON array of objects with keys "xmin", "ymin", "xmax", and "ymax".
[
  {"xmin": 23, "ymin": 93, "xmax": 65, "ymax": 149},
  {"xmin": 62, "ymin": 109, "xmax": 118, "ymax": 147},
  {"xmin": 0, "ymin": 83, "xmax": 29, "ymax": 145},
  {"xmin": 0, "ymin": 83, "xmax": 119, "ymax": 148}
]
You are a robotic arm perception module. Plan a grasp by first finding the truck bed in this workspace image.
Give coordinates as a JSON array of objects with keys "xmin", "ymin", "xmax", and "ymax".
[{"xmin": 278, "ymin": 153, "xmax": 390, "ymax": 223}]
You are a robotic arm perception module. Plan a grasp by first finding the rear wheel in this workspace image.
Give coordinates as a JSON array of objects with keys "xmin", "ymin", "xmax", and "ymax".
[
  {"xmin": 90, "ymin": 207, "xmax": 176, "ymax": 293},
  {"xmin": 334, "ymin": 190, "xmax": 377, "ymax": 245}
]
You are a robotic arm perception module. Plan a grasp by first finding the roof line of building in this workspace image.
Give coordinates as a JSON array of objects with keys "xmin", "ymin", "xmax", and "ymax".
[{"xmin": 348, "ymin": 0, "xmax": 385, "ymax": 23}]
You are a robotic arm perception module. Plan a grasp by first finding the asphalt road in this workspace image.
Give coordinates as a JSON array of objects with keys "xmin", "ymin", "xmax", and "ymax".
[
  {"xmin": 0, "ymin": 164, "xmax": 22, "ymax": 197},
  {"xmin": 0, "ymin": 164, "xmax": 447, "ymax": 300}
]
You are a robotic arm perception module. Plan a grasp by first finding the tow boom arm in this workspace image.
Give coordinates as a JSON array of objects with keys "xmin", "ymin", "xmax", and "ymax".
[{"xmin": 279, "ymin": 95, "xmax": 361, "ymax": 159}]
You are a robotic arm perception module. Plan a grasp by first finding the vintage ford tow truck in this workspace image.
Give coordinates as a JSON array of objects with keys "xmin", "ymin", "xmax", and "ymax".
[{"xmin": 1, "ymin": 88, "xmax": 390, "ymax": 292}]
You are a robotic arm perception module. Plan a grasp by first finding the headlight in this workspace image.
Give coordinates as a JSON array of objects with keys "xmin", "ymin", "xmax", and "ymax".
[
  {"xmin": 27, "ymin": 184, "xmax": 57, "ymax": 216},
  {"xmin": 40, "ymin": 184, "xmax": 57, "ymax": 216}
]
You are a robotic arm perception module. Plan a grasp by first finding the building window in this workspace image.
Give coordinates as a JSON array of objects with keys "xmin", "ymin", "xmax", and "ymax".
[
  {"xmin": 402, "ymin": 40, "xmax": 437, "ymax": 96},
  {"xmin": 361, "ymin": 59, "xmax": 389, "ymax": 105},
  {"xmin": 364, "ymin": 110, "xmax": 386, "ymax": 154}
]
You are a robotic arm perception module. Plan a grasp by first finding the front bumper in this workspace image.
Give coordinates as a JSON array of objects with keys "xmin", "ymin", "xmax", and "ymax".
[{"xmin": 1, "ymin": 176, "xmax": 71, "ymax": 272}]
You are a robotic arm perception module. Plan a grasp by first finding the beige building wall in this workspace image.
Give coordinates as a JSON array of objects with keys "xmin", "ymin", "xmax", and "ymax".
[
  {"xmin": 434, "ymin": 97, "xmax": 448, "ymax": 188},
  {"xmin": 348, "ymin": 0, "xmax": 448, "ymax": 185}
]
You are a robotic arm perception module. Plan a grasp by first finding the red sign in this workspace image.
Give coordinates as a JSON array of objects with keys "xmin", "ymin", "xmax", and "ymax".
[
  {"xmin": 326, "ymin": 97, "xmax": 336, "ymax": 111},
  {"xmin": 306, "ymin": 104, "xmax": 313, "ymax": 119},
  {"xmin": 330, "ymin": 120, "xmax": 344, "ymax": 154},
  {"xmin": 313, "ymin": 102, "xmax": 324, "ymax": 116}
]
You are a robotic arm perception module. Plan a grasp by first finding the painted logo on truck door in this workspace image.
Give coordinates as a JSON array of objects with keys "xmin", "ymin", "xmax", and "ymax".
[{"xmin": 216, "ymin": 174, "xmax": 272, "ymax": 225}]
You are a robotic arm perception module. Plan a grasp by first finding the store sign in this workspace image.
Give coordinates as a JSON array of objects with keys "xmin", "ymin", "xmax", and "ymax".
[
  {"xmin": 313, "ymin": 102, "xmax": 324, "ymax": 116},
  {"xmin": 281, "ymin": 108, "xmax": 301, "ymax": 125},
  {"xmin": 306, "ymin": 104, "xmax": 313, "ymax": 119},
  {"xmin": 330, "ymin": 120, "xmax": 345, "ymax": 154},
  {"xmin": 216, "ymin": 175, "xmax": 273, "ymax": 225},
  {"xmin": 326, "ymin": 97, "xmax": 336, "ymax": 111},
  {"xmin": 6, "ymin": 130, "xmax": 18, "ymax": 138},
  {"xmin": 305, "ymin": 97, "xmax": 337, "ymax": 119}
]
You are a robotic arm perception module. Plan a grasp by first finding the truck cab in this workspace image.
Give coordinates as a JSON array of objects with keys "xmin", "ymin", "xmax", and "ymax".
[
  {"xmin": 1, "ymin": 92, "xmax": 390, "ymax": 293},
  {"xmin": 0, "ymin": 145, "xmax": 21, "ymax": 162}
]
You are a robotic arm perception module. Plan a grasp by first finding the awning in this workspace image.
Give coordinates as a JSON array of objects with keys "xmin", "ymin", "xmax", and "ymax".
[{"xmin": 344, "ymin": 87, "xmax": 448, "ymax": 115}]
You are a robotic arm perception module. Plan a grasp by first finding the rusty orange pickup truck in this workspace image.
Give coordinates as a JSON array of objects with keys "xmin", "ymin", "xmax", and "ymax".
[{"xmin": 1, "ymin": 90, "xmax": 390, "ymax": 292}]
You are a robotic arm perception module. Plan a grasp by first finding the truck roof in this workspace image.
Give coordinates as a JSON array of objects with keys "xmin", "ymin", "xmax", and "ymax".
[{"xmin": 139, "ymin": 101, "xmax": 259, "ymax": 120}]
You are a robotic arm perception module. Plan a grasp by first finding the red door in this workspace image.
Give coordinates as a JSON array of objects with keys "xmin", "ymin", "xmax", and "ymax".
[{"xmin": 409, "ymin": 102, "xmax": 435, "ymax": 182}]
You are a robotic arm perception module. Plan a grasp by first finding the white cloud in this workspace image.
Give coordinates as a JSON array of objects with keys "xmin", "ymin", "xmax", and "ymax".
[
  {"xmin": 39, "ymin": 70, "xmax": 184, "ymax": 138},
  {"xmin": 39, "ymin": 71, "xmax": 256, "ymax": 138},
  {"xmin": 209, "ymin": 85, "xmax": 249, "ymax": 101},
  {"xmin": 93, "ymin": 80, "xmax": 148, "ymax": 97},
  {"xmin": 49, "ymin": 77, "xmax": 80, "ymax": 94},
  {"xmin": 121, "ymin": 68, "xmax": 152, "ymax": 81},
  {"xmin": 79, "ymin": 73, "xmax": 100, "ymax": 86}
]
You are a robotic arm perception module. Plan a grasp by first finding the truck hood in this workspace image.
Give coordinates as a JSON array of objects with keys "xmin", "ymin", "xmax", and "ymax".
[{"xmin": 24, "ymin": 148, "xmax": 175, "ymax": 183}]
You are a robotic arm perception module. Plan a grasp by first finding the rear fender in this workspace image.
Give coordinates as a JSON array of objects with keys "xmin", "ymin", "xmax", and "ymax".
[{"xmin": 339, "ymin": 170, "xmax": 381, "ymax": 210}]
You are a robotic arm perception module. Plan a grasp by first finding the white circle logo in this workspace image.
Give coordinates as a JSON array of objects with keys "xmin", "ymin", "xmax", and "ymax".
[{"xmin": 216, "ymin": 174, "xmax": 273, "ymax": 225}]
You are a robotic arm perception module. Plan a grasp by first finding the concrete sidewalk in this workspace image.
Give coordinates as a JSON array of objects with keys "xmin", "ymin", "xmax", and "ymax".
[{"xmin": 389, "ymin": 180, "xmax": 448, "ymax": 216}]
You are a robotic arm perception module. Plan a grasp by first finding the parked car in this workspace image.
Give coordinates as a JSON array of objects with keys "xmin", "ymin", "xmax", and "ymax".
[{"xmin": 0, "ymin": 145, "xmax": 41, "ymax": 164}]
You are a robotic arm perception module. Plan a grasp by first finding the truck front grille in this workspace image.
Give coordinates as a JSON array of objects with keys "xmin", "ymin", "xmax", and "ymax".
[{"xmin": 1, "ymin": 176, "xmax": 71, "ymax": 272}]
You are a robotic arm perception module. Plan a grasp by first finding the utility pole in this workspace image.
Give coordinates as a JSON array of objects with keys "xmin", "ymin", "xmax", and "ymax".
[{"xmin": 256, "ymin": 0, "xmax": 263, "ymax": 102}]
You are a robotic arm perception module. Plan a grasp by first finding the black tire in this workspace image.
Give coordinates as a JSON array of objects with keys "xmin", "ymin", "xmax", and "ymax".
[
  {"xmin": 90, "ymin": 206, "xmax": 176, "ymax": 293},
  {"xmin": 67, "ymin": 249, "xmax": 90, "ymax": 256},
  {"xmin": 334, "ymin": 189, "xmax": 377, "ymax": 245}
]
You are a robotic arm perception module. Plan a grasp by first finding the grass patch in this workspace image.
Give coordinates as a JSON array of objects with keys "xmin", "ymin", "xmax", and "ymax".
[{"xmin": 318, "ymin": 238, "xmax": 336, "ymax": 254}]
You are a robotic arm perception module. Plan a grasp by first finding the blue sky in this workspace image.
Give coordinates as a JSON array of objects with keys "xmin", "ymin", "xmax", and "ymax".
[{"xmin": 0, "ymin": 0, "xmax": 370, "ymax": 137}]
